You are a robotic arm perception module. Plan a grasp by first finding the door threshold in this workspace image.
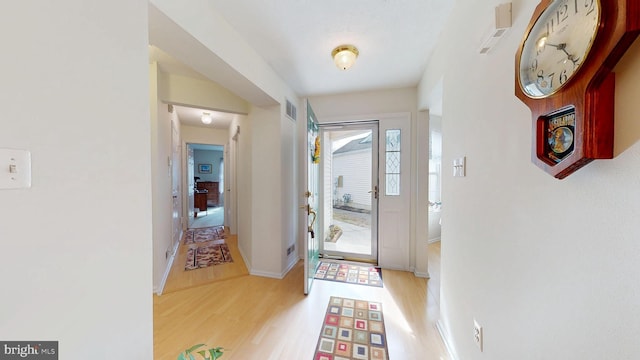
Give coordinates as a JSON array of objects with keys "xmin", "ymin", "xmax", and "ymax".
[
  {"xmin": 319, "ymin": 253, "xmax": 344, "ymax": 260},
  {"xmin": 320, "ymin": 253, "xmax": 378, "ymax": 265}
]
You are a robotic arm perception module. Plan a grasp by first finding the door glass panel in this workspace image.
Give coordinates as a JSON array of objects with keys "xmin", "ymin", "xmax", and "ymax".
[
  {"xmin": 385, "ymin": 129, "xmax": 401, "ymax": 196},
  {"xmin": 319, "ymin": 123, "xmax": 378, "ymax": 262}
]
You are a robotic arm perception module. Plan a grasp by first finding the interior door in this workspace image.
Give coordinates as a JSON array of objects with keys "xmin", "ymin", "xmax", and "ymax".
[
  {"xmin": 171, "ymin": 121, "xmax": 182, "ymax": 248},
  {"xmin": 303, "ymin": 100, "xmax": 320, "ymax": 295},
  {"xmin": 224, "ymin": 143, "xmax": 231, "ymax": 231},
  {"xmin": 186, "ymin": 145, "xmax": 195, "ymax": 227}
]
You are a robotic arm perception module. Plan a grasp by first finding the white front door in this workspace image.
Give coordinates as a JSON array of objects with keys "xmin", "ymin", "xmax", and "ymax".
[{"xmin": 303, "ymin": 100, "xmax": 321, "ymax": 295}]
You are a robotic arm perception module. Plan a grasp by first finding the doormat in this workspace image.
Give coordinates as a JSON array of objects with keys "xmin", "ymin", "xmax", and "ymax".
[
  {"xmin": 185, "ymin": 243, "xmax": 233, "ymax": 270},
  {"xmin": 314, "ymin": 261, "xmax": 383, "ymax": 287},
  {"xmin": 184, "ymin": 225, "xmax": 226, "ymax": 245},
  {"xmin": 314, "ymin": 296, "xmax": 389, "ymax": 360}
]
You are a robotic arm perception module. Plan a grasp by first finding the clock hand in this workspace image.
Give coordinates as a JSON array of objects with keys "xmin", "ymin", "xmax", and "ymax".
[
  {"xmin": 544, "ymin": 42, "xmax": 567, "ymax": 52},
  {"xmin": 545, "ymin": 42, "xmax": 580, "ymax": 66}
]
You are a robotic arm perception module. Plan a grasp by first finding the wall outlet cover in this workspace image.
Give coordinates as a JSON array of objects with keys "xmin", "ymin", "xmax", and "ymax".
[{"xmin": 474, "ymin": 319, "xmax": 483, "ymax": 352}]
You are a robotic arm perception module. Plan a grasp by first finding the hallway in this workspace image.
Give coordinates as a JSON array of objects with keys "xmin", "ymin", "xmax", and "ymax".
[
  {"xmin": 154, "ymin": 247, "xmax": 447, "ymax": 359},
  {"xmin": 192, "ymin": 206, "xmax": 224, "ymax": 228}
]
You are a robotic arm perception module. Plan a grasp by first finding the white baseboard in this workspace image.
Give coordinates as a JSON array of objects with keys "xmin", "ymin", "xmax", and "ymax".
[
  {"xmin": 237, "ymin": 245, "xmax": 251, "ymax": 273},
  {"xmin": 436, "ymin": 319, "xmax": 458, "ymax": 360},
  {"xmin": 237, "ymin": 245, "xmax": 282, "ymax": 279},
  {"xmin": 155, "ymin": 233, "xmax": 182, "ymax": 296},
  {"xmin": 414, "ymin": 270, "xmax": 430, "ymax": 278},
  {"xmin": 250, "ymin": 258, "xmax": 299, "ymax": 279},
  {"xmin": 249, "ymin": 270, "xmax": 284, "ymax": 279},
  {"xmin": 428, "ymin": 237, "xmax": 441, "ymax": 244},
  {"xmin": 283, "ymin": 256, "xmax": 298, "ymax": 277}
]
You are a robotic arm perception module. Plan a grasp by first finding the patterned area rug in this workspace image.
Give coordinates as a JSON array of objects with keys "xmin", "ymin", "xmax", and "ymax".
[
  {"xmin": 314, "ymin": 261, "xmax": 383, "ymax": 287},
  {"xmin": 184, "ymin": 225, "xmax": 226, "ymax": 245},
  {"xmin": 185, "ymin": 243, "xmax": 233, "ymax": 270},
  {"xmin": 314, "ymin": 296, "xmax": 389, "ymax": 360}
]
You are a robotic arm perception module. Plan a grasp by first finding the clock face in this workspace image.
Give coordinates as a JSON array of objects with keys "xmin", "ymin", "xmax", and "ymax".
[{"xmin": 519, "ymin": 0, "xmax": 601, "ymax": 98}]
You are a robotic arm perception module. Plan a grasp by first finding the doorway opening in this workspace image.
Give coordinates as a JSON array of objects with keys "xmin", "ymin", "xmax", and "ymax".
[
  {"xmin": 319, "ymin": 122, "xmax": 379, "ymax": 263},
  {"xmin": 187, "ymin": 143, "xmax": 225, "ymax": 229}
]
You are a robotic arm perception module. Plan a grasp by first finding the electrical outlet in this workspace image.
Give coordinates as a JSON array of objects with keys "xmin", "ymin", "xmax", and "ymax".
[{"xmin": 474, "ymin": 319, "xmax": 483, "ymax": 352}]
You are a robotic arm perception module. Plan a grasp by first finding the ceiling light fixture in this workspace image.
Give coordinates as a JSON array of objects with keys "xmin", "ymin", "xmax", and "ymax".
[
  {"xmin": 201, "ymin": 112, "xmax": 212, "ymax": 125},
  {"xmin": 331, "ymin": 45, "xmax": 359, "ymax": 70}
]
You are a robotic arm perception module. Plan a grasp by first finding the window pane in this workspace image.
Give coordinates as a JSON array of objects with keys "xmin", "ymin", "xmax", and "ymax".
[
  {"xmin": 386, "ymin": 129, "xmax": 401, "ymax": 151},
  {"xmin": 385, "ymin": 129, "xmax": 401, "ymax": 196},
  {"xmin": 386, "ymin": 174, "xmax": 400, "ymax": 196},
  {"xmin": 386, "ymin": 151, "xmax": 400, "ymax": 174}
]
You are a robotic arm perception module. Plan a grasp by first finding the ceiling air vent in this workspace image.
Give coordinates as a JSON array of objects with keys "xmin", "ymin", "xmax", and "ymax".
[{"xmin": 286, "ymin": 99, "xmax": 297, "ymax": 121}]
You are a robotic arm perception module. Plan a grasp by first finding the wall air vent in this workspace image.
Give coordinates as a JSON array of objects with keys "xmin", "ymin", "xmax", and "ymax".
[
  {"xmin": 479, "ymin": 2, "xmax": 512, "ymax": 54},
  {"xmin": 286, "ymin": 99, "xmax": 297, "ymax": 121}
]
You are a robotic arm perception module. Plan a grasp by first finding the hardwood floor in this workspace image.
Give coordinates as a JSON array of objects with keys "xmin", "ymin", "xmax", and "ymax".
[
  {"xmin": 162, "ymin": 234, "xmax": 249, "ymax": 294},
  {"xmin": 154, "ymin": 237, "xmax": 448, "ymax": 359},
  {"xmin": 428, "ymin": 241, "xmax": 442, "ymax": 307}
]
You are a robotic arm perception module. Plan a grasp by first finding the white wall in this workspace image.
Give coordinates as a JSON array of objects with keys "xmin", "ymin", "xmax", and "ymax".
[
  {"xmin": 149, "ymin": 0, "xmax": 283, "ymax": 106},
  {"xmin": 333, "ymin": 150, "xmax": 372, "ymax": 208},
  {"xmin": 281, "ymin": 115, "xmax": 299, "ymax": 272},
  {"xmin": 250, "ymin": 105, "xmax": 285, "ymax": 277},
  {"xmin": 181, "ymin": 125, "xmax": 229, "ymax": 145},
  {"xmin": 419, "ymin": 1, "xmax": 640, "ymax": 358},
  {"xmin": 194, "ymin": 149, "xmax": 223, "ymax": 182},
  {"xmin": 160, "ymin": 73, "xmax": 250, "ymax": 115},
  {"xmin": 232, "ymin": 114, "xmax": 253, "ymax": 262},
  {"xmin": 0, "ymin": 1, "xmax": 152, "ymax": 358},
  {"xmin": 151, "ymin": 64, "xmax": 182, "ymax": 294}
]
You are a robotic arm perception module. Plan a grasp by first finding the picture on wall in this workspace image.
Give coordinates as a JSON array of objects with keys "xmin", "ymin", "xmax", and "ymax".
[{"xmin": 198, "ymin": 164, "xmax": 212, "ymax": 174}]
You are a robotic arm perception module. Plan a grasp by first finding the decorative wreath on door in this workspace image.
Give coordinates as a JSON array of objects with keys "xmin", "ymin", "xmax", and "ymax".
[{"xmin": 311, "ymin": 136, "xmax": 321, "ymax": 164}]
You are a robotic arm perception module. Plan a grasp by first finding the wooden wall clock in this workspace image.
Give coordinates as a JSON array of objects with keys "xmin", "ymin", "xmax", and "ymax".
[{"xmin": 515, "ymin": 0, "xmax": 640, "ymax": 179}]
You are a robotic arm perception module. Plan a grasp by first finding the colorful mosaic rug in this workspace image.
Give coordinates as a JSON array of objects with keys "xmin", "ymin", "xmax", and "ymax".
[
  {"xmin": 314, "ymin": 296, "xmax": 389, "ymax": 360},
  {"xmin": 314, "ymin": 261, "xmax": 383, "ymax": 287},
  {"xmin": 185, "ymin": 243, "xmax": 233, "ymax": 270},
  {"xmin": 184, "ymin": 225, "xmax": 226, "ymax": 245}
]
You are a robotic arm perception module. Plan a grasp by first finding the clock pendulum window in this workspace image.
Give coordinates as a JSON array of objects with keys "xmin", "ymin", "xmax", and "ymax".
[{"xmin": 514, "ymin": 0, "xmax": 640, "ymax": 179}]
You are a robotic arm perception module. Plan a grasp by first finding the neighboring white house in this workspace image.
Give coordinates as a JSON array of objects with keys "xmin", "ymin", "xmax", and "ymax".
[{"xmin": 332, "ymin": 133, "xmax": 372, "ymax": 211}]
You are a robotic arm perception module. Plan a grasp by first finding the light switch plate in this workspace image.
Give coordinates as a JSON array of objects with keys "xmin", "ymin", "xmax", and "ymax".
[
  {"xmin": 453, "ymin": 156, "xmax": 466, "ymax": 177},
  {"xmin": 1, "ymin": 148, "xmax": 31, "ymax": 189}
]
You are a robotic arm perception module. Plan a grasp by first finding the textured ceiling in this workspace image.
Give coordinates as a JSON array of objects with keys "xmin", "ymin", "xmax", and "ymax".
[
  {"xmin": 150, "ymin": 1, "xmax": 455, "ymax": 128},
  {"xmin": 210, "ymin": 0, "xmax": 455, "ymax": 96}
]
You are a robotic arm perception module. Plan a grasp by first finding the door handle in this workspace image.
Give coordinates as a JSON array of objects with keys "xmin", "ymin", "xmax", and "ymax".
[
  {"xmin": 308, "ymin": 209, "xmax": 317, "ymax": 239},
  {"xmin": 308, "ymin": 209, "xmax": 317, "ymax": 228},
  {"xmin": 368, "ymin": 185, "xmax": 379, "ymax": 199}
]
